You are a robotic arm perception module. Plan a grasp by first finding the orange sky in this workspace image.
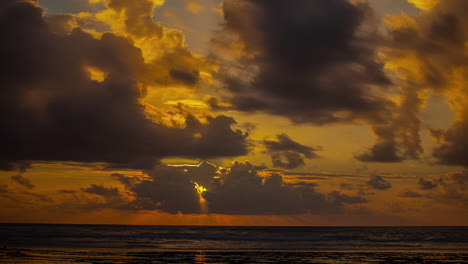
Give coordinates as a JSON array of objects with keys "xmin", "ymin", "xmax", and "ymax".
[{"xmin": 0, "ymin": 0, "xmax": 467, "ymax": 226}]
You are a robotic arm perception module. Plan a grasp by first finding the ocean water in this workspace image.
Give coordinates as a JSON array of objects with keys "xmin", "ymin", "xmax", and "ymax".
[{"xmin": 0, "ymin": 224, "xmax": 467, "ymax": 263}]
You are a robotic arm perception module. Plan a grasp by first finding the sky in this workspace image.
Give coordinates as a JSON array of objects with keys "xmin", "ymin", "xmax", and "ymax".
[{"xmin": 0, "ymin": 0, "xmax": 467, "ymax": 226}]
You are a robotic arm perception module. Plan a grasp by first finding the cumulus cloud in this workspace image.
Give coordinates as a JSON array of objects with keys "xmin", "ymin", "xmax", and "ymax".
[
  {"xmin": 352, "ymin": 0, "xmax": 468, "ymax": 164},
  {"xmin": 0, "ymin": 160, "xmax": 31, "ymax": 172},
  {"xmin": 263, "ymin": 134, "xmax": 321, "ymax": 169},
  {"xmin": 355, "ymin": 86, "xmax": 425, "ymax": 163},
  {"xmin": 381, "ymin": 0, "xmax": 468, "ymax": 166},
  {"xmin": 422, "ymin": 170, "xmax": 468, "ymax": 206},
  {"xmin": 210, "ymin": 0, "xmax": 437, "ymax": 165},
  {"xmin": 0, "ymin": 185, "xmax": 9, "ymax": 194},
  {"xmin": 367, "ymin": 175, "xmax": 392, "ymax": 190},
  {"xmin": 204, "ymin": 162, "xmax": 367, "ymax": 215},
  {"xmin": 114, "ymin": 164, "xmax": 202, "ymax": 213},
  {"xmin": 451, "ymin": 171, "xmax": 468, "ymax": 184},
  {"xmin": 355, "ymin": 138, "xmax": 403, "ymax": 163},
  {"xmin": 111, "ymin": 161, "xmax": 367, "ymax": 215},
  {"xmin": 211, "ymin": 0, "xmax": 393, "ymax": 125},
  {"xmin": 340, "ymin": 183, "xmax": 355, "ymax": 191},
  {"xmin": 0, "ymin": 0, "xmax": 250, "ymax": 169},
  {"xmin": 82, "ymin": 184, "xmax": 120, "ymax": 197},
  {"xmin": 11, "ymin": 175, "xmax": 35, "ymax": 189},
  {"xmin": 399, "ymin": 190, "xmax": 423, "ymax": 198},
  {"xmin": 327, "ymin": 191, "xmax": 368, "ymax": 205},
  {"xmin": 419, "ymin": 178, "xmax": 439, "ymax": 190}
]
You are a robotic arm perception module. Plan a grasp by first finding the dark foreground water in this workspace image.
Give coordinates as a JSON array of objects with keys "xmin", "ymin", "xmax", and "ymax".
[{"xmin": 0, "ymin": 224, "xmax": 467, "ymax": 263}]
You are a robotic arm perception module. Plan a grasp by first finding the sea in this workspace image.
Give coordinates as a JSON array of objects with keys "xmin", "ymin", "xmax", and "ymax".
[{"xmin": 0, "ymin": 224, "xmax": 467, "ymax": 263}]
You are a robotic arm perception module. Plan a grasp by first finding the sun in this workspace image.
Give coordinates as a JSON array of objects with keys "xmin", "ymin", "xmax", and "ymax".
[{"xmin": 194, "ymin": 182, "xmax": 207, "ymax": 194}]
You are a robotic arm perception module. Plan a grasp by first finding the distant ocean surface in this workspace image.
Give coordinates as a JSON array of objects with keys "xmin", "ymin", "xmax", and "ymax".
[{"xmin": 0, "ymin": 224, "xmax": 467, "ymax": 263}]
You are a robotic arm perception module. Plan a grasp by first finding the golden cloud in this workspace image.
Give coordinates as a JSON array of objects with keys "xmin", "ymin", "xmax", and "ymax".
[{"xmin": 408, "ymin": 0, "xmax": 440, "ymax": 10}]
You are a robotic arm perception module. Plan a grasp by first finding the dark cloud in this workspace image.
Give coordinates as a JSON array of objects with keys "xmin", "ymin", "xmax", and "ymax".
[
  {"xmin": 451, "ymin": 170, "xmax": 468, "ymax": 185},
  {"xmin": 23, "ymin": 190, "xmax": 53, "ymax": 203},
  {"xmin": 419, "ymin": 178, "xmax": 438, "ymax": 190},
  {"xmin": 367, "ymin": 175, "xmax": 392, "ymax": 190},
  {"xmin": 111, "ymin": 173, "xmax": 137, "ymax": 187},
  {"xmin": 115, "ymin": 164, "xmax": 202, "ymax": 213},
  {"xmin": 385, "ymin": 1, "xmax": 468, "ymax": 91},
  {"xmin": 58, "ymin": 189, "xmax": 76, "ymax": 194},
  {"xmin": 383, "ymin": 0, "xmax": 468, "ymax": 166},
  {"xmin": 112, "ymin": 161, "xmax": 367, "ymax": 215},
  {"xmin": 340, "ymin": 183, "xmax": 355, "ymax": 191},
  {"xmin": 433, "ymin": 122, "xmax": 468, "ymax": 167},
  {"xmin": 0, "ymin": 185, "xmax": 8, "ymax": 194},
  {"xmin": 0, "ymin": 160, "xmax": 31, "ymax": 172},
  {"xmin": 355, "ymin": 86, "xmax": 425, "ymax": 163},
  {"xmin": 212, "ymin": 0, "xmax": 433, "ymax": 165},
  {"xmin": 203, "ymin": 162, "xmax": 303, "ymax": 214},
  {"xmin": 355, "ymin": 140, "xmax": 403, "ymax": 163},
  {"xmin": 266, "ymin": 169, "xmax": 370, "ymax": 180},
  {"xmin": 169, "ymin": 69, "xmax": 200, "ymax": 86},
  {"xmin": 82, "ymin": 184, "xmax": 120, "ymax": 197},
  {"xmin": 399, "ymin": 190, "xmax": 423, "ymax": 198},
  {"xmin": 327, "ymin": 191, "xmax": 368, "ymax": 205},
  {"xmin": 203, "ymin": 162, "xmax": 367, "ymax": 215},
  {"xmin": 11, "ymin": 175, "xmax": 35, "ymax": 189},
  {"xmin": 183, "ymin": 160, "xmax": 218, "ymax": 187},
  {"xmin": 422, "ymin": 170, "xmax": 468, "ymax": 207},
  {"xmin": 264, "ymin": 134, "xmax": 321, "ymax": 169},
  {"xmin": 0, "ymin": 1, "xmax": 250, "ymax": 168},
  {"xmin": 211, "ymin": 0, "xmax": 393, "ymax": 125},
  {"xmin": 289, "ymin": 181, "xmax": 319, "ymax": 189}
]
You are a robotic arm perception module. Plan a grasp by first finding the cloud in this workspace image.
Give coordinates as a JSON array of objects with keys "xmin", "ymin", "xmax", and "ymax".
[
  {"xmin": 203, "ymin": 162, "xmax": 303, "ymax": 214},
  {"xmin": 82, "ymin": 184, "xmax": 120, "ymax": 197},
  {"xmin": 355, "ymin": 140, "xmax": 403, "ymax": 163},
  {"xmin": 382, "ymin": 0, "xmax": 468, "ymax": 167},
  {"xmin": 169, "ymin": 69, "xmax": 200, "ymax": 86},
  {"xmin": 355, "ymin": 86, "xmax": 425, "ymax": 163},
  {"xmin": 340, "ymin": 183, "xmax": 355, "ymax": 191},
  {"xmin": 354, "ymin": 0, "xmax": 468, "ymax": 164},
  {"xmin": 58, "ymin": 189, "xmax": 76, "ymax": 194},
  {"xmin": 419, "ymin": 178, "xmax": 438, "ymax": 190},
  {"xmin": 367, "ymin": 175, "xmax": 392, "ymax": 190},
  {"xmin": 408, "ymin": 0, "xmax": 440, "ymax": 10},
  {"xmin": 0, "ymin": 0, "xmax": 250, "ymax": 168},
  {"xmin": 399, "ymin": 190, "xmax": 423, "ymax": 198},
  {"xmin": 327, "ymin": 191, "xmax": 368, "ymax": 205},
  {"xmin": 263, "ymin": 134, "xmax": 321, "ymax": 169},
  {"xmin": 114, "ymin": 164, "xmax": 202, "ymax": 213},
  {"xmin": 433, "ymin": 122, "xmax": 468, "ymax": 167},
  {"xmin": 105, "ymin": 0, "xmax": 163, "ymax": 38},
  {"xmin": 0, "ymin": 185, "xmax": 8, "ymax": 194},
  {"xmin": 111, "ymin": 161, "xmax": 367, "ymax": 215},
  {"xmin": 451, "ymin": 171, "xmax": 468, "ymax": 184},
  {"xmin": 423, "ymin": 170, "xmax": 468, "ymax": 206},
  {"xmin": 211, "ymin": 0, "xmax": 393, "ymax": 125},
  {"xmin": 184, "ymin": 0, "xmax": 203, "ymax": 14},
  {"xmin": 211, "ymin": 0, "xmax": 434, "ymax": 165},
  {"xmin": 203, "ymin": 162, "xmax": 367, "ymax": 215},
  {"xmin": 111, "ymin": 173, "xmax": 138, "ymax": 187},
  {"xmin": 11, "ymin": 175, "xmax": 35, "ymax": 189},
  {"xmin": 0, "ymin": 160, "xmax": 31, "ymax": 172}
]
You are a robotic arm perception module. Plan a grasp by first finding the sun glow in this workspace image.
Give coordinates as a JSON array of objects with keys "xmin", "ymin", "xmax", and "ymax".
[
  {"xmin": 194, "ymin": 182, "xmax": 207, "ymax": 194},
  {"xmin": 194, "ymin": 182, "xmax": 208, "ymax": 214},
  {"xmin": 84, "ymin": 66, "xmax": 107, "ymax": 82}
]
